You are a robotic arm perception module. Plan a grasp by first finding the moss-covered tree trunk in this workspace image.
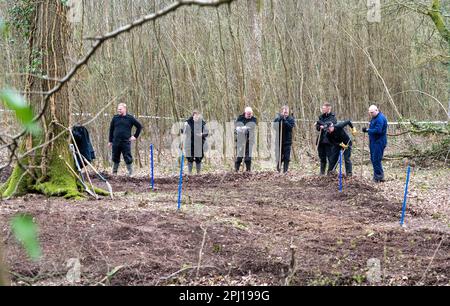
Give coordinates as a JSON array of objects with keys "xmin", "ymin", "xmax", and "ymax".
[
  {"xmin": 427, "ymin": 0, "xmax": 450, "ymax": 119},
  {"xmin": 2, "ymin": 1, "xmax": 81, "ymax": 198}
]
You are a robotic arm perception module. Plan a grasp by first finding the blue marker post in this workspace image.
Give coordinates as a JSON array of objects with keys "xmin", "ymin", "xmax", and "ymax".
[
  {"xmin": 338, "ymin": 149, "xmax": 343, "ymax": 192},
  {"xmin": 177, "ymin": 153, "xmax": 185, "ymax": 210},
  {"xmin": 400, "ymin": 165, "xmax": 411, "ymax": 227},
  {"xmin": 150, "ymin": 144, "xmax": 154, "ymax": 191}
]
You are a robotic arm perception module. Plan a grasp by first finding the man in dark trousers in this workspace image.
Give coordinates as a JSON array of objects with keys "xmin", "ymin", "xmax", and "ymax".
[
  {"xmin": 362, "ymin": 105, "xmax": 388, "ymax": 182},
  {"xmin": 108, "ymin": 103, "xmax": 142, "ymax": 176},
  {"xmin": 235, "ymin": 107, "xmax": 257, "ymax": 172},
  {"xmin": 273, "ymin": 105, "xmax": 296, "ymax": 173},
  {"xmin": 183, "ymin": 110, "xmax": 209, "ymax": 174},
  {"xmin": 315, "ymin": 102, "xmax": 337, "ymax": 175},
  {"xmin": 326, "ymin": 121, "xmax": 357, "ymax": 177}
]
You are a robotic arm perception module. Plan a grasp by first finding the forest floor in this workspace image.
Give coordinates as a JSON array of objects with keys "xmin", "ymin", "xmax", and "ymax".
[{"xmin": 0, "ymin": 160, "xmax": 449, "ymax": 286}]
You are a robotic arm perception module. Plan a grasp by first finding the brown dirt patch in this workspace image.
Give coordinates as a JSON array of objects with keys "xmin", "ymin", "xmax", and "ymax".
[{"xmin": 1, "ymin": 171, "xmax": 449, "ymax": 285}]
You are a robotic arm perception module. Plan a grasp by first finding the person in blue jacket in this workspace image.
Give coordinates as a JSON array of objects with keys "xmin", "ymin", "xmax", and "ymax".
[
  {"xmin": 273, "ymin": 105, "xmax": 296, "ymax": 173},
  {"xmin": 362, "ymin": 105, "xmax": 388, "ymax": 182}
]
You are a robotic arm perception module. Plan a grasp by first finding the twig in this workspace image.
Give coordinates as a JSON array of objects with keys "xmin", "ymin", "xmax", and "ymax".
[
  {"xmin": 96, "ymin": 265, "xmax": 125, "ymax": 286},
  {"xmin": 418, "ymin": 235, "xmax": 446, "ymax": 285},
  {"xmin": 196, "ymin": 226, "xmax": 208, "ymax": 279},
  {"xmin": 284, "ymin": 238, "xmax": 297, "ymax": 286},
  {"xmin": 8, "ymin": 0, "xmax": 237, "ymax": 162},
  {"xmin": 158, "ymin": 265, "xmax": 216, "ymax": 284}
]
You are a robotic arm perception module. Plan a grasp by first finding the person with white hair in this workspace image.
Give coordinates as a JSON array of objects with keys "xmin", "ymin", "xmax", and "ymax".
[
  {"xmin": 234, "ymin": 106, "xmax": 257, "ymax": 172},
  {"xmin": 362, "ymin": 105, "xmax": 388, "ymax": 182},
  {"xmin": 108, "ymin": 103, "xmax": 142, "ymax": 176}
]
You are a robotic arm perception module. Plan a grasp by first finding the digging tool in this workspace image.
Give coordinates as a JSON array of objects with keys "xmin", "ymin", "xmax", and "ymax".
[
  {"xmin": 69, "ymin": 144, "xmax": 98, "ymax": 199},
  {"xmin": 79, "ymin": 154, "xmax": 114, "ymax": 200},
  {"xmin": 331, "ymin": 139, "xmax": 352, "ymax": 173},
  {"xmin": 278, "ymin": 118, "xmax": 283, "ymax": 172},
  {"xmin": 361, "ymin": 132, "xmax": 365, "ymax": 177},
  {"xmin": 69, "ymin": 142, "xmax": 97, "ymax": 197},
  {"xmin": 338, "ymin": 149, "xmax": 343, "ymax": 192},
  {"xmin": 60, "ymin": 156, "xmax": 97, "ymax": 198},
  {"xmin": 243, "ymin": 127, "xmax": 247, "ymax": 173}
]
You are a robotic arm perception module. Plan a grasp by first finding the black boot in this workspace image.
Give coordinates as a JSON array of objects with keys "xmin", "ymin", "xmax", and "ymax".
[
  {"xmin": 245, "ymin": 161, "xmax": 251, "ymax": 172},
  {"xmin": 126, "ymin": 163, "xmax": 133, "ymax": 177},
  {"xmin": 195, "ymin": 162, "xmax": 201, "ymax": 174},
  {"xmin": 320, "ymin": 162, "xmax": 326, "ymax": 175},
  {"xmin": 112, "ymin": 163, "xmax": 119, "ymax": 175},
  {"xmin": 283, "ymin": 160, "xmax": 290, "ymax": 173},
  {"xmin": 187, "ymin": 162, "xmax": 193, "ymax": 174},
  {"xmin": 235, "ymin": 161, "xmax": 241, "ymax": 172}
]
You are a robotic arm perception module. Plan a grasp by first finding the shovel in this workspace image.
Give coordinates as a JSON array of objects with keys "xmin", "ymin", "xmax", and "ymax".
[
  {"xmin": 60, "ymin": 156, "xmax": 97, "ymax": 198},
  {"xmin": 80, "ymin": 154, "xmax": 114, "ymax": 200}
]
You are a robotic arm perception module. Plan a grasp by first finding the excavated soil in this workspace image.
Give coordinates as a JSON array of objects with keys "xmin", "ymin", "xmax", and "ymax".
[{"xmin": 0, "ymin": 170, "xmax": 449, "ymax": 285}]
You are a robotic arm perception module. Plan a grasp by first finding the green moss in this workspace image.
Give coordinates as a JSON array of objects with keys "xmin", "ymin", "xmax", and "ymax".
[
  {"xmin": 33, "ymin": 152, "xmax": 81, "ymax": 199},
  {"xmin": 429, "ymin": 0, "xmax": 450, "ymax": 45},
  {"xmin": 93, "ymin": 187, "xmax": 110, "ymax": 197},
  {"xmin": 2, "ymin": 163, "xmax": 30, "ymax": 198}
]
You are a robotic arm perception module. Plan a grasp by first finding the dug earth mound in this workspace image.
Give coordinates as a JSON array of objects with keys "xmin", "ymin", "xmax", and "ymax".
[{"xmin": 1, "ymin": 171, "xmax": 448, "ymax": 285}]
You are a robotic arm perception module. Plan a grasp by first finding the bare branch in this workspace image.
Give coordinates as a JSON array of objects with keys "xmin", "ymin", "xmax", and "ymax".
[{"xmin": 12, "ymin": 0, "xmax": 236, "ymax": 141}]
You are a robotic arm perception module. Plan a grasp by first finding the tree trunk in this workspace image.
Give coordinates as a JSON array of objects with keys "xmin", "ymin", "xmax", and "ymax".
[
  {"xmin": 426, "ymin": 0, "xmax": 450, "ymax": 120},
  {"xmin": 247, "ymin": 0, "xmax": 263, "ymax": 111},
  {"xmin": 1, "ymin": 1, "xmax": 82, "ymax": 198}
]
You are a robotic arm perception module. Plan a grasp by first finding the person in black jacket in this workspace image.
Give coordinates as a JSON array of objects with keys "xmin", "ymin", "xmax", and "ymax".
[
  {"xmin": 273, "ymin": 105, "xmax": 296, "ymax": 173},
  {"xmin": 315, "ymin": 103, "xmax": 337, "ymax": 175},
  {"xmin": 235, "ymin": 107, "xmax": 257, "ymax": 172},
  {"xmin": 108, "ymin": 103, "xmax": 142, "ymax": 176},
  {"xmin": 326, "ymin": 121, "xmax": 358, "ymax": 177},
  {"xmin": 183, "ymin": 110, "xmax": 209, "ymax": 174}
]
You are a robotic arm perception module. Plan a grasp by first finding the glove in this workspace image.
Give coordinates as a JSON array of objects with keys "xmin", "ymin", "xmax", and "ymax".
[
  {"xmin": 339, "ymin": 142, "xmax": 349, "ymax": 150},
  {"xmin": 351, "ymin": 127, "xmax": 358, "ymax": 136},
  {"xmin": 362, "ymin": 127, "xmax": 368, "ymax": 133},
  {"xmin": 237, "ymin": 126, "xmax": 249, "ymax": 133}
]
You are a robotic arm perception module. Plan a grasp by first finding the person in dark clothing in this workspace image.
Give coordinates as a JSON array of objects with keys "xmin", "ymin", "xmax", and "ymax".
[
  {"xmin": 362, "ymin": 105, "xmax": 388, "ymax": 182},
  {"xmin": 183, "ymin": 110, "xmax": 209, "ymax": 174},
  {"xmin": 326, "ymin": 121, "xmax": 357, "ymax": 177},
  {"xmin": 108, "ymin": 103, "xmax": 142, "ymax": 176},
  {"xmin": 273, "ymin": 105, "xmax": 296, "ymax": 173},
  {"xmin": 315, "ymin": 103, "xmax": 337, "ymax": 175},
  {"xmin": 235, "ymin": 107, "xmax": 257, "ymax": 172},
  {"xmin": 72, "ymin": 125, "xmax": 96, "ymax": 168}
]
